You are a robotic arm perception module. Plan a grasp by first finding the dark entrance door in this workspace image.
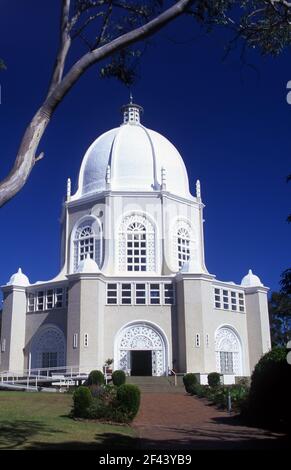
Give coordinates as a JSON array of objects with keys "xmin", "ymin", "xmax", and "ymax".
[{"xmin": 131, "ymin": 351, "xmax": 152, "ymax": 376}]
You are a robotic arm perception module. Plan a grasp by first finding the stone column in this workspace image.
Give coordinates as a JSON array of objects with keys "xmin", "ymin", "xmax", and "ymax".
[
  {"xmin": 0, "ymin": 285, "xmax": 27, "ymax": 372},
  {"xmin": 66, "ymin": 273, "xmax": 105, "ymax": 374},
  {"xmin": 176, "ymin": 273, "xmax": 214, "ymax": 373},
  {"xmin": 245, "ymin": 286, "xmax": 271, "ymax": 373}
]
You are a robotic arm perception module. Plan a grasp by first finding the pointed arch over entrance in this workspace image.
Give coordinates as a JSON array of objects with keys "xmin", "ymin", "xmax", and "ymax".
[
  {"xmin": 30, "ymin": 324, "xmax": 66, "ymax": 370},
  {"xmin": 114, "ymin": 321, "xmax": 168, "ymax": 376},
  {"xmin": 215, "ymin": 326, "xmax": 242, "ymax": 376}
]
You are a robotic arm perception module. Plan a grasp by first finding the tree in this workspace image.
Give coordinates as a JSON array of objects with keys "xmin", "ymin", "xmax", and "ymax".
[
  {"xmin": 278, "ymin": 174, "xmax": 291, "ymax": 297},
  {"xmin": 287, "ymin": 174, "xmax": 291, "ymax": 224},
  {"xmin": 1, "ymin": 0, "xmax": 291, "ymax": 207},
  {"xmin": 269, "ymin": 291, "xmax": 291, "ymax": 347}
]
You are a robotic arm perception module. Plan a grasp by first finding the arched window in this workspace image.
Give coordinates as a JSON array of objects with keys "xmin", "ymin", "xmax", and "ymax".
[
  {"xmin": 78, "ymin": 226, "xmax": 95, "ymax": 262},
  {"xmin": 119, "ymin": 214, "xmax": 155, "ymax": 272},
  {"xmin": 172, "ymin": 220, "xmax": 193, "ymax": 271},
  {"xmin": 30, "ymin": 325, "xmax": 66, "ymax": 370},
  {"xmin": 73, "ymin": 218, "xmax": 102, "ymax": 272},
  {"xmin": 177, "ymin": 226, "xmax": 191, "ymax": 269},
  {"xmin": 126, "ymin": 220, "xmax": 147, "ymax": 272},
  {"xmin": 215, "ymin": 327, "xmax": 242, "ymax": 375}
]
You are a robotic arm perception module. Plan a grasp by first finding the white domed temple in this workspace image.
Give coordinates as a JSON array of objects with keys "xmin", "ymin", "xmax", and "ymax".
[{"xmin": 0, "ymin": 100, "xmax": 271, "ymax": 382}]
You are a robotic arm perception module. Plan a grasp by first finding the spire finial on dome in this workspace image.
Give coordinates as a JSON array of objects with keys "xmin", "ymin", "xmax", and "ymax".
[
  {"xmin": 161, "ymin": 167, "xmax": 167, "ymax": 190},
  {"xmin": 196, "ymin": 179, "xmax": 201, "ymax": 199},
  {"xmin": 67, "ymin": 177, "xmax": 71, "ymax": 202},
  {"xmin": 121, "ymin": 97, "xmax": 143, "ymax": 125},
  {"xmin": 106, "ymin": 165, "xmax": 111, "ymax": 189}
]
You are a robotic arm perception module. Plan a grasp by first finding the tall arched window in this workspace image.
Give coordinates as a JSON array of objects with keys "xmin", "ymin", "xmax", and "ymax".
[
  {"xmin": 177, "ymin": 226, "xmax": 191, "ymax": 269},
  {"xmin": 78, "ymin": 226, "xmax": 95, "ymax": 262},
  {"xmin": 215, "ymin": 327, "xmax": 242, "ymax": 375},
  {"xmin": 126, "ymin": 221, "xmax": 147, "ymax": 272},
  {"xmin": 172, "ymin": 220, "xmax": 193, "ymax": 271},
  {"xmin": 119, "ymin": 214, "xmax": 155, "ymax": 272},
  {"xmin": 73, "ymin": 218, "xmax": 102, "ymax": 272}
]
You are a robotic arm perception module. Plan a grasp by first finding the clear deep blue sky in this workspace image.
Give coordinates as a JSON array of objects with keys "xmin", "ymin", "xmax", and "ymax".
[{"xmin": 0, "ymin": 1, "xmax": 290, "ymax": 293}]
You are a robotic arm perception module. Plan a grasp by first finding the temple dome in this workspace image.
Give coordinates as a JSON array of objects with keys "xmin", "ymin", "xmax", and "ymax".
[
  {"xmin": 74, "ymin": 101, "xmax": 191, "ymax": 199},
  {"xmin": 241, "ymin": 269, "xmax": 263, "ymax": 287},
  {"xmin": 76, "ymin": 255, "xmax": 100, "ymax": 274},
  {"xmin": 7, "ymin": 268, "xmax": 30, "ymax": 287}
]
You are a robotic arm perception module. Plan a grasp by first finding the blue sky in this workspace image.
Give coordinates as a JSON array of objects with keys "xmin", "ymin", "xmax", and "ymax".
[{"xmin": 0, "ymin": 1, "xmax": 290, "ymax": 293}]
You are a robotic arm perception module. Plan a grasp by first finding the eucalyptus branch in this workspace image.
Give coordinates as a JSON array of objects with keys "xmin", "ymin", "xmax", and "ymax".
[
  {"xmin": 94, "ymin": 1, "xmax": 113, "ymax": 48},
  {"xmin": 71, "ymin": 11, "xmax": 105, "ymax": 40},
  {"xmin": 47, "ymin": 0, "xmax": 72, "ymax": 96}
]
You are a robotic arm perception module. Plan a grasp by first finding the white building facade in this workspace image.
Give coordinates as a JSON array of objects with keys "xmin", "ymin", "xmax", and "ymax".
[{"xmin": 0, "ymin": 101, "xmax": 271, "ymax": 381}]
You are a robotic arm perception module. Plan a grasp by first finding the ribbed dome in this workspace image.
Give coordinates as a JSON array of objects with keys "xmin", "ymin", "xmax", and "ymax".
[{"xmin": 75, "ymin": 102, "xmax": 191, "ymax": 199}]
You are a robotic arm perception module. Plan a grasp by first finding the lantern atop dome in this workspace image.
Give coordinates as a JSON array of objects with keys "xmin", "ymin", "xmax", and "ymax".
[{"xmin": 121, "ymin": 93, "xmax": 143, "ymax": 125}]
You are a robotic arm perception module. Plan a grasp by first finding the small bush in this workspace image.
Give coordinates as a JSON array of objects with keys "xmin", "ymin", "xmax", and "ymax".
[
  {"xmin": 187, "ymin": 384, "xmax": 198, "ymax": 395},
  {"xmin": 195, "ymin": 385, "xmax": 209, "ymax": 398},
  {"xmin": 208, "ymin": 372, "xmax": 221, "ymax": 388},
  {"xmin": 87, "ymin": 370, "xmax": 104, "ymax": 386},
  {"xmin": 189, "ymin": 382, "xmax": 249, "ymax": 411},
  {"xmin": 112, "ymin": 370, "xmax": 126, "ymax": 387},
  {"xmin": 183, "ymin": 373, "xmax": 198, "ymax": 393},
  {"xmin": 73, "ymin": 386, "xmax": 93, "ymax": 418},
  {"xmin": 116, "ymin": 384, "xmax": 141, "ymax": 421},
  {"xmin": 72, "ymin": 383, "xmax": 141, "ymax": 423},
  {"xmin": 88, "ymin": 384, "xmax": 104, "ymax": 398}
]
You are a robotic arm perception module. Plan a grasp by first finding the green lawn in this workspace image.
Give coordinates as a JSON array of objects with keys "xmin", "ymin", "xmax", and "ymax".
[{"xmin": 0, "ymin": 391, "xmax": 138, "ymax": 450}]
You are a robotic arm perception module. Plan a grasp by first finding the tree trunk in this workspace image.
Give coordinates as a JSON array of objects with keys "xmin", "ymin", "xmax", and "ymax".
[{"xmin": 0, "ymin": 108, "xmax": 50, "ymax": 206}]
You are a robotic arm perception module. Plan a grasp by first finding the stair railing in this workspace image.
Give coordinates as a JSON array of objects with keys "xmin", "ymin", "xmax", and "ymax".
[{"xmin": 169, "ymin": 369, "xmax": 177, "ymax": 386}]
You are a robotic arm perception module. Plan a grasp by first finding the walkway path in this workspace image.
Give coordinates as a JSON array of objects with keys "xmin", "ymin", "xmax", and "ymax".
[{"xmin": 132, "ymin": 393, "xmax": 289, "ymax": 450}]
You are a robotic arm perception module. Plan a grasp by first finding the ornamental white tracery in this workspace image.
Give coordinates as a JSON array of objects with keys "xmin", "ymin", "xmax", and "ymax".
[
  {"xmin": 30, "ymin": 325, "xmax": 66, "ymax": 369},
  {"xmin": 215, "ymin": 327, "xmax": 242, "ymax": 375},
  {"xmin": 173, "ymin": 220, "xmax": 193, "ymax": 270},
  {"xmin": 117, "ymin": 324, "xmax": 166, "ymax": 376},
  {"xmin": 119, "ymin": 214, "xmax": 155, "ymax": 272},
  {"xmin": 74, "ymin": 219, "xmax": 101, "ymax": 271}
]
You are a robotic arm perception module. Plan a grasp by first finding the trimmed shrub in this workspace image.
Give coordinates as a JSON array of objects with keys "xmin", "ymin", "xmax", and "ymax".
[
  {"xmin": 112, "ymin": 370, "xmax": 126, "ymax": 387},
  {"xmin": 246, "ymin": 347, "xmax": 291, "ymax": 431},
  {"xmin": 87, "ymin": 399, "xmax": 115, "ymax": 420},
  {"xmin": 208, "ymin": 372, "xmax": 221, "ymax": 388},
  {"xmin": 116, "ymin": 384, "xmax": 141, "ymax": 421},
  {"xmin": 87, "ymin": 370, "xmax": 104, "ymax": 386},
  {"xmin": 183, "ymin": 373, "xmax": 198, "ymax": 393},
  {"xmin": 195, "ymin": 384, "xmax": 209, "ymax": 398},
  {"xmin": 187, "ymin": 384, "xmax": 199, "ymax": 395},
  {"xmin": 89, "ymin": 384, "xmax": 104, "ymax": 398},
  {"xmin": 73, "ymin": 386, "xmax": 93, "ymax": 418},
  {"xmin": 86, "ymin": 385, "xmax": 118, "ymax": 420}
]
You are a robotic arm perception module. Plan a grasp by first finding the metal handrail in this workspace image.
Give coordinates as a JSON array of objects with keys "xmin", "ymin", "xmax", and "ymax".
[
  {"xmin": 169, "ymin": 369, "xmax": 177, "ymax": 386},
  {"xmin": 0, "ymin": 365, "xmax": 82, "ymax": 379},
  {"xmin": 0, "ymin": 365, "xmax": 89, "ymax": 390}
]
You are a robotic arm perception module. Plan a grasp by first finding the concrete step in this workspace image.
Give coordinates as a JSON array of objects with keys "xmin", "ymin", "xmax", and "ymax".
[{"xmin": 126, "ymin": 376, "xmax": 185, "ymax": 394}]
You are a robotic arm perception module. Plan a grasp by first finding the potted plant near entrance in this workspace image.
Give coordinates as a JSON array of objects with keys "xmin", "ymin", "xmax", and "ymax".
[{"xmin": 104, "ymin": 358, "xmax": 113, "ymax": 374}]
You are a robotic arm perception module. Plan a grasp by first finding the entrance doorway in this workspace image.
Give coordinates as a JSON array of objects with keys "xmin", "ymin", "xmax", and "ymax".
[{"xmin": 131, "ymin": 351, "xmax": 152, "ymax": 376}]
